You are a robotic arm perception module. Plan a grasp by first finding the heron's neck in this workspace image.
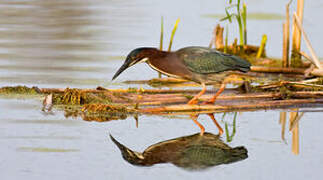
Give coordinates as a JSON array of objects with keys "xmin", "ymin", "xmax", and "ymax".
[{"xmin": 144, "ymin": 50, "xmax": 192, "ymax": 79}]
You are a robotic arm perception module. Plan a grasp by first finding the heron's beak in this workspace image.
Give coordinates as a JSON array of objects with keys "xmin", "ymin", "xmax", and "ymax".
[
  {"xmin": 112, "ymin": 57, "xmax": 132, "ymax": 80},
  {"xmin": 109, "ymin": 134, "xmax": 145, "ymax": 165}
]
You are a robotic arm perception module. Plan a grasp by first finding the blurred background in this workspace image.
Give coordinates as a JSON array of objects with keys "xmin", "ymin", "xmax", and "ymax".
[{"xmin": 0, "ymin": 0, "xmax": 322, "ymax": 88}]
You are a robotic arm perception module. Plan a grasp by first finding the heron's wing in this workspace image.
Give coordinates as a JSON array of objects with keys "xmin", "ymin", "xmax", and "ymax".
[{"xmin": 178, "ymin": 47, "xmax": 251, "ymax": 74}]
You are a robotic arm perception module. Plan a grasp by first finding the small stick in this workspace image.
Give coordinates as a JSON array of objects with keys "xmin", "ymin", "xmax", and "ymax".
[{"xmin": 310, "ymin": 69, "xmax": 323, "ymax": 77}]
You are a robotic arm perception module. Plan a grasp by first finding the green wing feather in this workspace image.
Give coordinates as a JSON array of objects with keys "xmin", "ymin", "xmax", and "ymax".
[{"xmin": 178, "ymin": 47, "xmax": 251, "ymax": 74}]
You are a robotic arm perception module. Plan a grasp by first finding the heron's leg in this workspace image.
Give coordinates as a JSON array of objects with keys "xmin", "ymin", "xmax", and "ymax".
[
  {"xmin": 205, "ymin": 83, "xmax": 226, "ymax": 104},
  {"xmin": 207, "ymin": 113, "xmax": 223, "ymax": 135},
  {"xmin": 187, "ymin": 83, "xmax": 206, "ymax": 105},
  {"xmin": 190, "ymin": 114, "xmax": 205, "ymax": 136}
]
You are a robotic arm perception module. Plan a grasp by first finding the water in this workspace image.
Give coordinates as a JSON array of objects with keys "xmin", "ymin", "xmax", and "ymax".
[{"xmin": 0, "ymin": 0, "xmax": 323, "ymax": 179}]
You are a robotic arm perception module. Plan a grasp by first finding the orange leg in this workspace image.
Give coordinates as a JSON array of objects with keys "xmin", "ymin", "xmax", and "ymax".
[
  {"xmin": 190, "ymin": 114, "xmax": 205, "ymax": 136},
  {"xmin": 188, "ymin": 83, "xmax": 206, "ymax": 105},
  {"xmin": 204, "ymin": 83, "xmax": 226, "ymax": 104},
  {"xmin": 207, "ymin": 113, "xmax": 223, "ymax": 135}
]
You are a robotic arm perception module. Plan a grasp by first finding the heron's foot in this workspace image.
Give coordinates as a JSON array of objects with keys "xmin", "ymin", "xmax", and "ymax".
[
  {"xmin": 201, "ymin": 100, "xmax": 215, "ymax": 105},
  {"xmin": 190, "ymin": 114, "xmax": 205, "ymax": 136},
  {"xmin": 199, "ymin": 130, "xmax": 205, "ymax": 136},
  {"xmin": 218, "ymin": 128, "xmax": 224, "ymax": 136},
  {"xmin": 187, "ymin": 98, "xmax": 198, "ymax": 105}
]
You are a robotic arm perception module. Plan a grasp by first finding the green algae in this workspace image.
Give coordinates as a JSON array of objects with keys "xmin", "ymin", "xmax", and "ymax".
[
  {"xmin": 17, "ymin": 147, "xmax": 79, "ymax": 153},
  {"xmin": 52, "ymin": 88, "xmax": 112, "ymax": 105},
  {"xmin": 0, "ymin": 85, "xmax": 40, "ymax": 94},
  {"xmin": 79, "ymin": 104, "xmax": 131, "ymax": 122}
]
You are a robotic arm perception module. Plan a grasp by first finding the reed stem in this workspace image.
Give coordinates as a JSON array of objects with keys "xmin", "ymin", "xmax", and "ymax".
[
  {"xmin": 158, "ymin": 17, "xmax": 164, "ymax": 78},
  {"xmin": 291, "ymin": 0, "xmax": 304, "ymax": 67},
  {"xmin": 242, "ymin": 2, "xmax": 247, "ymax": 45}
]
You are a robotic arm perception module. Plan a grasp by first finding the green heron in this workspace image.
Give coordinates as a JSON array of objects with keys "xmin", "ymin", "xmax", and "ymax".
[
  {"xmin": 110, "ymin": 132, "xmax": 248, "ymax": 170},
  {"xmin": 112, "ymin": 46, "xmax": 251, "ymax": 135}
]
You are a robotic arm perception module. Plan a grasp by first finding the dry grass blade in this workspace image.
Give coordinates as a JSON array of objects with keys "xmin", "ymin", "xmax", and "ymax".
[
  {"xmin": 294, "ymin": 13, "xmax": 322, "ymax": 69},
  {"xmin": 168, "ymin": 18, "xmax": 180, "ymax": 52}
]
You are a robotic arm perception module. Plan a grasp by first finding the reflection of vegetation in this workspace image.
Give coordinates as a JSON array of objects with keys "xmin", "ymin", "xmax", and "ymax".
[
  {"xmin": 279, "ymin": 109, "xmax": 304, "ymax": 155},
  {"xmin": 225, "ymin": 112, "xmax": 237, "ymax": 142},
  {"xmin": 17, "ymin": 147, "xmax": 79, "ymax": 152},
  {"xmin": 62, "ymin": 104, "xmax": 130, "ymax": 122},
  {"xmin": 110, "ymin": 132, "xmax": 247, "ymax": 170}
]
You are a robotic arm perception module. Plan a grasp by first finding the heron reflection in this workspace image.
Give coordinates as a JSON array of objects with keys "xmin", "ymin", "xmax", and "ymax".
[{"xmin": 110, "ymin": 132, "xmax": 248, "ymax": 170}]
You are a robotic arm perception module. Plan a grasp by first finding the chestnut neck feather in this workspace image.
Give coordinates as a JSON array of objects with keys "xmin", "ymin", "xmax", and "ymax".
[{"xmin": 139, "ymin": 48, "xmax": 192, "ymax": 79}]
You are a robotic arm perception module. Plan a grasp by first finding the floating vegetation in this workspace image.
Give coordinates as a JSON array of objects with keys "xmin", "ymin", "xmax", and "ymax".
[
  {"xmin": 52, "ymin": 88, "xmax": 112, "ymax": 105},
  {"xmin": 0, "ymin": 81, "xmax": 322, "ymax": 117},
  {"xmin": 82, "ymin": 103, "xmax": 131, "ymax": 114},
  {"xmin": 0, "ymin": 85, "xmax": 40, "ymax": 95},
  {"xmin": 81, "ymin": 104, "xmax": 131, "ymax": 122}
]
